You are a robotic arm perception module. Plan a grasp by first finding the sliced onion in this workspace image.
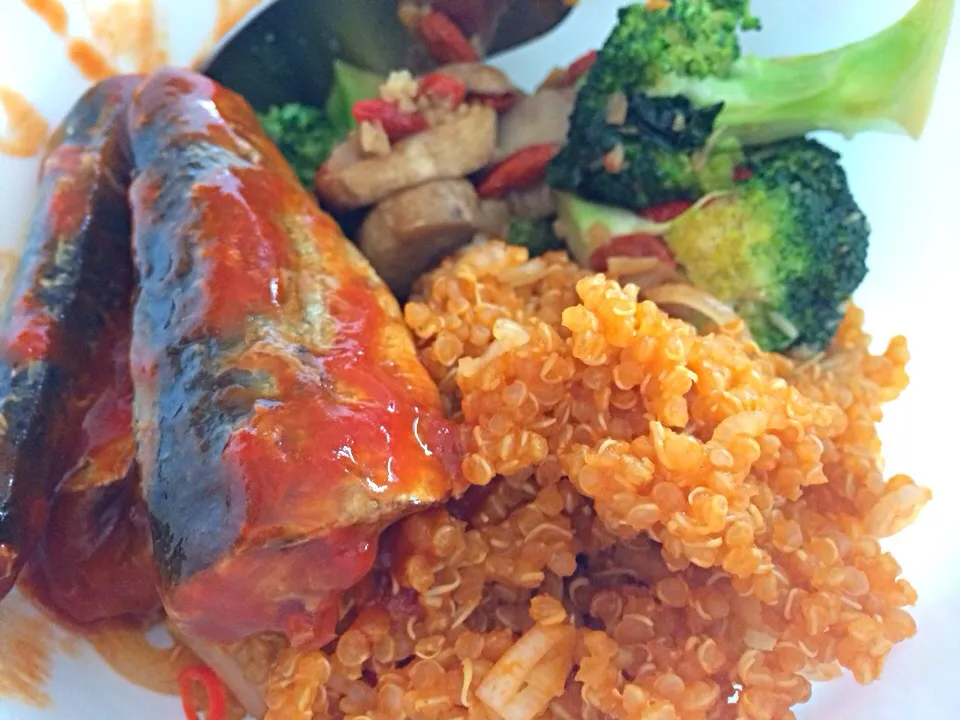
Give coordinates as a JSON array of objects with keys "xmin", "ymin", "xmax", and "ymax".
[
  {"xmin": 643, "ymin": 283, "xmax": 743, "ymax": 330},
  {"xmin": 605, "ymin": 256, "xmax": 685, "ymax": 289}
]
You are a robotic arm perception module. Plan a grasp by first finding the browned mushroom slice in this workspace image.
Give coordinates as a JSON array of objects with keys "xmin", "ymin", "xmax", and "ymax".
[
  {"xmin": 477, "ymin": 197, "xmax": 511, "ymax": 238},
  {"xmin": 316, "ymin": 104, "xmax": 497, "ymax": 210},
  {"xmin": 436, "ymin": 62, "xmax": 519, "ymax": 96},
  {"xmin": 496, "ymin": 86, "xmax": 577, "ymax": 161},
  {"xmin": 359, "ymin": 179, "xmax": 482, "ymax": 297},
  {"xmin": 507, "ymin": 182, "xmax": 556, "ymax": 221}
]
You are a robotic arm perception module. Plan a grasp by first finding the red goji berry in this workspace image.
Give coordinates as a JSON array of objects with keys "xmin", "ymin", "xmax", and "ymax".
[
  {"xmin": 734, "ymin": 165, "xmax": 754, "ymax": 183},
  {"xmin": 564, "ymin": 50, "xmax": 598, "ymax": 86},
  {"xmin": 352, "ymin": 99, "xmax": 428, "ymax": 141},
  {"xmin": 476, "ymin": 143, "xmax": 560, "ymax": 198},
  {"xmin": 641, "ymin": 200, "xmax": 694, "ymax": 223},
  {"xmin": 589, "ymin": 233, "xmax": 677, "ymax": 272},
  {"xmin": 419, "ymin": 11, "xmax": 478, "ymax": 64},
  {"xmin": 419, "ymin": 73, "xmax": 467, "ymax": 109},
  {"xmin": 472, "ymin": 92, "xmax": 519, "ymax": 113}
]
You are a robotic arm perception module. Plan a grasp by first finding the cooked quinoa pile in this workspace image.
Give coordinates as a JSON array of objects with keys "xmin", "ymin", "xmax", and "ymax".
[{"xmin": 264, "ymin": 241, "xmax": 929, "ymax": 720}]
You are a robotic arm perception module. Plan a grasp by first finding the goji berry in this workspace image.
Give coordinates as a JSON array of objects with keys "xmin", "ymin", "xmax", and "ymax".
[
  {"xmin": 476, "ymin": 144, "xmax": 560, "ymax": 198},
  {"xmin": 563, "ymin": 50, "xmax": 598, "ymax": 86},
  {"xmin": 641, "ymin": 200, "xmax": 694, "ymax": 223},
  {"xmin": 419, "ymin": 73, "xmax": 467, "ymax": 109},
  {"xmin": 352, "ymin": 99, "xmax": 428, "ymax": 141},
  {"xmin": 472, "ymin": 92, "xmax": 519, "ymax": 113},
  {"xmin": 419, "ymin": 11, "xmax": 478, "ymax": 64},
  {"xmin": 589, "ymin": 233, "xmax": 677, "ymax": 271}
]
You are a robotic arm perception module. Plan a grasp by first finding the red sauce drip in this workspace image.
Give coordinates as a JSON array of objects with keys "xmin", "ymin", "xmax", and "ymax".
[
  {"xmin": 0, "ymin": 87, "xmax": 49, "ymax": 159},
  {"xmin": 66, "ymin": 39, "xmax": 116, "ymax": 81},
  {"xmin": 21, "ymin": 0, "xmax": 68, "ymax": 35}
]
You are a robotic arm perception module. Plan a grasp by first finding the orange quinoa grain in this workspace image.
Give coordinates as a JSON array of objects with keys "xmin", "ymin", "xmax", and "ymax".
[{"xmin": 264, "ymin": 241, "xmax": 928, "ymax": 720}]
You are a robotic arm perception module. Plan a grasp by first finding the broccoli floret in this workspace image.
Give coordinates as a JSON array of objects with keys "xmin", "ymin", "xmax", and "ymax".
[
  {"xmin": 591, "ymin": 0, "xmax": 747, "ymax": 97},
  {"xmin": 656, "ymin": 0, "xmax": 953, "ymax": 143},
  {"xmin": 550, "ymin": 0, "xmax": 952, "ymax": 209},
  {"xmin": 547, "ymin": 89, "xmax": 743, "ymax": 209},
  {"xmin": 259, "ymin": 103, "xmax": 346, "ymax": 186},
  {"xmin": 555, "ymin": 138, "xmax": 869, "ymax": 353},
  {"xmin": 258, "ymin": 61, "xmax": 382, "ymax": 187},
  {"xmin": 505, "ymin": 218, "xmax": 565, "ymax": 257}
]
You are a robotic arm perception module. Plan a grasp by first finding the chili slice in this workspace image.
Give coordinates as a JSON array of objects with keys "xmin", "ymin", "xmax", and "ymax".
[
  {"xmin": 476, "ymin": 143, "xmax": 560, "ymax": 198},
  {"xmin": 352, "ymin": 99, "xmax": 429, "ymax": 142},
  {"xmin": 419, "ymin": 73, "xmax": 467, "ymax": 109},
  {"xmin": 179, "ymin": 664, "xmax": 227, "ymax": 720},
  {"xmin": 419, "ymin": 10, "xmax": 479, "ymax": 64}
]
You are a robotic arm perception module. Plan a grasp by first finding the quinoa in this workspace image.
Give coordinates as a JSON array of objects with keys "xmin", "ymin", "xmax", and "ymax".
[{"xmin": 264, "ymin": 241, "xmax": 928, "ymax": 720}]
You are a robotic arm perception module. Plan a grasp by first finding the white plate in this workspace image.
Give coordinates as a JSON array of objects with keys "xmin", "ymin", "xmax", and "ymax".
[{"xmin": 1, "ymin": 1, "xmax": 958, "ymax": 718}]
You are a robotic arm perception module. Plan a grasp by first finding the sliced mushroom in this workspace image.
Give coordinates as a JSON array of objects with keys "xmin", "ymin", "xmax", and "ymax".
[
  {"xmin": 316, "ymin": 105, "xmax": 497, "ymax": 210},
  {"xmin": 495, "ymin": 86, "xmax": 577, "ymax": 161},
  {"xmin": 477, "ymin": 197, "xmax": 511, "ymax": 238},
  {"xmin": 359, "ymin": 179, "xmax": 482, "ymax": 297},
  {"xmin": 506, "ymin": 182, "xmax": 555, "ymax": 221},
  {"xmin": 436, "ymin": 62, "xmax": 519, "ymax": 96}
]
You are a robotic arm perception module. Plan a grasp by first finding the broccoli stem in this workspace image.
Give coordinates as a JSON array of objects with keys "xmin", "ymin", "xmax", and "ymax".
[{"xmin": 655, "ymin": 0, "xmax": 954, "ymax": 144}]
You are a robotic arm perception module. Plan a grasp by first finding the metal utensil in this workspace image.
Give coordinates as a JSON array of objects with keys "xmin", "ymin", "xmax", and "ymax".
[{"xmin": 201, "ymin": 0, "xmax": 573, "ymax": 111}]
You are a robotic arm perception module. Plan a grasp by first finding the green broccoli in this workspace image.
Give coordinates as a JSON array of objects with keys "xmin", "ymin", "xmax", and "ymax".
[
  {"xmin": 548, "ymin": 0, "xmax": 952, "ymax": 209},
  {"xmin": 258, "ymin": 103, "xmax": 346, "ymax": 186},
  {"xmin": 555, "ymin": 138, "xmax": 869, "ymax": 353},
  {"xmin": 547, "ymin": 86, "xmax": 744, "ymax": 209},
  {"xmin": 506, "ymin": 218, "xmax": 565, "ymax": 257},
  {"xmin": 258, "ymin": 60, "xmax": 382, "ymax": 187}
]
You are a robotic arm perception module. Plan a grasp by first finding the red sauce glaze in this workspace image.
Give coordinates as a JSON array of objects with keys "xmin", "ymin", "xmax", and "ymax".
[
  {"xmin": 130, "ymin": 70, "xmax": 463, "ymax": 648},
  {"xmin": 0, "ymin": 146, "xmax": 93, "ymax": 365},
  {"xmin": 189, "ymin": 175, "xmax": 291, "ymax": 336},
  {"xmin": 226, "ymin": 280, "xmax": 462, "ymax": 537},
  {"xmin": 21, "ymin": 321, "xmax": 161, "ymax": 629}
]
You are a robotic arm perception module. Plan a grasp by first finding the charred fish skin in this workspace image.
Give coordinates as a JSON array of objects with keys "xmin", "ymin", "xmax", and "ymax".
[
  {"xmin": 0, "ymin": 76, "xmax": 140, "ymax": 599},
  {"xmin": 128, "ymin": 69, "xmax": 462, "ymax": 648}
]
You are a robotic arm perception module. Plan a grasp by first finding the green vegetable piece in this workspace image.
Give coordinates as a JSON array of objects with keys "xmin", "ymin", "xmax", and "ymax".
[
  {"xmin": 657, "ymin": 0, "xmax": 955, "ymax": 143},
  {"xmin": 258, "ymin": 103, "xmax": 344, "ymax": 186},
  {"xmin": 550, "ymin": 0, "xmax": 953, "ymax": 208},
  {"xmin": 258, "ymin": 60, "xmax": 383, "ymax": 187},
  {"xmin": 555, "ymin": 138, "xmax": 869, "ymax": 353},
  {"xmin": 325, "ymin": 59, "xmax": 384, "ymax": 132},
  {"xmin": 554, "ymin": 191, "xmax": 660, "ymax": 266},
  {"xmin": 505, "ymin": 218, "xmax": 566, "ymax": 257}
]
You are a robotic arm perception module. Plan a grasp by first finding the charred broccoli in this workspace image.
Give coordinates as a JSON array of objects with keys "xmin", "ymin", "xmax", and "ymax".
[
  {"xmin": 549, "ymin": 0, "xmax": 953, "ymax": 209},
  {"xmin": 556, "ymin": 138, "xmax": 869, "ymax": 352}
]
